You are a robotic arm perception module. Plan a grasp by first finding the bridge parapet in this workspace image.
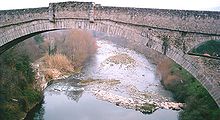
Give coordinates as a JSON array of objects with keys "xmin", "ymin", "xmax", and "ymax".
[
  {"xmin": 52, "ymin": 1, "xmax": 94, "ymax": 21},
  {"xmin": 0, "ymin": 7, "xmax": 48, "ymax": 28},
  {"xmin": 1, "ymin": 1, "xmax": 220, "ymax": 35},
  {"xmin": 94, "ymin": 6, "xmax": 220, "ymax": 35}
]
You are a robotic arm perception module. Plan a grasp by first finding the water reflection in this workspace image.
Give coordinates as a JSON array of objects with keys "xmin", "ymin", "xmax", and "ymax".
[
  {"xmin": 46, "ymin": 79, "xmax": 84, "ymax": 103},
  {"xmin": 25, "ymin": 100, "xmax": 45, "ymax": 120},
  {"xmin": 31, "ymin": 80, "xmax": 179, "ymax": 120}
]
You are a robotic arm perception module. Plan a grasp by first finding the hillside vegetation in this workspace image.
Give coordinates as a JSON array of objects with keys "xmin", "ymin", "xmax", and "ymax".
[
  {"xmin": 157, "ymin": 58, "xmax": 220, "ymax": 120},
  {"xmin": 0, "ymin": 48, "xmax": 42, "ymax": 120},
  {"xmin": 191, "ymin": 40, "xmax": 220, "ymax": 57}
]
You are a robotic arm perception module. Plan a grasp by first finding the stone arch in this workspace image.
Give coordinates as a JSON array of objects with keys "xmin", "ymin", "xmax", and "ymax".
[
  {"xmin": 185, "ymin": 35, "xmax": 220, "ymax": 53},
  {"xmin": 0, "ymin": 19, "xmax": 139, "ymax": 51},
  {"xmin": 0, "ymin": 19, "xmax": 220, "ymax": 107}
]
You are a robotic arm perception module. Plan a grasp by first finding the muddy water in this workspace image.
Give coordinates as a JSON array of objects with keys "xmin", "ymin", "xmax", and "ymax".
[{"xmin": 28, "ymin": 40, "xmax": 179, "ymax": 120}]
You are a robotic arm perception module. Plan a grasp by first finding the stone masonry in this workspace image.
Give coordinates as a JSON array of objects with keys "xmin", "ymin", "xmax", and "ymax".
[{"xmin": 0, "ymin": 1, "xmax": 220, "ymax": 107}]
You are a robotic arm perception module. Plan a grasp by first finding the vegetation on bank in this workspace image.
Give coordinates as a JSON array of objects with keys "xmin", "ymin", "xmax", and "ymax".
[
  {"xmin": 37, "ymin": 29, "xmax": 97, "ymax": 80},
  {"xmin": 0, "ymin": 29, "xmax": 97, "ymax": 119},
  {"xmin": 0, "ymin": 48, "xmax": 42, "ymax": 120},
  {"xmin": 191, "ymin": 40, "xmax": 220, "ymax": 57},
  {"xmin": 157, "ymin": 58, "xmax": 220, "ymax": 120}
]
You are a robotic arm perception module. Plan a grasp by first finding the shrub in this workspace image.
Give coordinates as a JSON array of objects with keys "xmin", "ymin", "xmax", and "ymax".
[
  {"xmin": 43, "ymin": 54, "xmax": 74, "ymax": 73},
  {"xmin": 57, "ymin": 29, "xmax": 97, "ymax": 67}
]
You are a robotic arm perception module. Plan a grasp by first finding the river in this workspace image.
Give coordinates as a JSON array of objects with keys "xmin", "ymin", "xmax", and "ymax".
[{"xmin": 27, "ymin": 40, "xmax": 179, "ymax": 120}]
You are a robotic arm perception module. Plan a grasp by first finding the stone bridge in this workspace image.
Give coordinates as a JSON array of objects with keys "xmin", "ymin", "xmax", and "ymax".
[{"xmin": 0, "ymin": 1, "xmax": 220, "ymax": 107}]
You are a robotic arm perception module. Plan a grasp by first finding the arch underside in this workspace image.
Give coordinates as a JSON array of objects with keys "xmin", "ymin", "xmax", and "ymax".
[
  {"xmin": 0, "ymin": 30, "xmax": 60, "ymax": 54},
  {"xmin": 1, "ymin": 19, "xmax": 220, "ymax": 107}
]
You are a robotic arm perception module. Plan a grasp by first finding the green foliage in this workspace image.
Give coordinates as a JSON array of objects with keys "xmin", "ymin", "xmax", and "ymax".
[
  {"xmin": 19, "ymin": 98, "xmax": 29, "ymax": 112},
  {"xmin": 0, "ymin": 48, "xmax": 42, "ymax": 120},
  {"xmin": 0, "ymin": 103, "xmax": 23, "ymax": 120},
  {"xmin": 166, "ymin": 63, "xmax": 220, "ymax": 120},
  {"xmin": 191, "ymin": 40, "xmax": 220, "ymax": 57},
  {"xmin": 22, "ymin": 89, "xmax": 42, "ymax": 103}
]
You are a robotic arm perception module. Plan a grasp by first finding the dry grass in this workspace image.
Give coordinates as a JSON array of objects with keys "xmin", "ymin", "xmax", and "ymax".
[
  {"xmin": 165, "ymin": 74, "xmax": 179, "ymax": 85},
  {"xmin": 44, "ymin": 68, "xmax": 62, "ymax": 80},
  {"xmin": 32, "ymin": 30, "xmax": 97, "ymax": 80},
  {"xmin": 157, "ymin": 58, "xmax": 179, "ymax": 86},
  {"xmin": 42, "ymin": 54, "xmax": 74, "ymax": 73}
]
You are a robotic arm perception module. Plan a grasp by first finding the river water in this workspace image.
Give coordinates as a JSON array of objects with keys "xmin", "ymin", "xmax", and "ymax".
[{"xmin": 28, "ymin": 40, "xmax": 179, "ymax": 120}]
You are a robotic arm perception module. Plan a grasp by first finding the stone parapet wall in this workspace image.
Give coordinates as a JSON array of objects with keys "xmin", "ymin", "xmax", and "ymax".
[
  {"xmin": 1, "ymin": 1, "xmax": 220, "ymax": 35},
  {"xmin": 0, "ymin": 7, "xmax": 48, "ymax": 27},
  {"xmin": 52, "ymin": 1, "xmax": 93, "ymax": 20},
  {"xmin": 94, "ymin": 6, "xmax": 220, "ymax": 35}
]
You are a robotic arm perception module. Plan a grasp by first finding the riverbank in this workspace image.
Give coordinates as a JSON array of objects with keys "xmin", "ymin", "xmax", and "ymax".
[
  {"xmin": 32, "ymin": 54, "xmax": 77, "ymax": 91},
  {"xmin": 157, "ymin": 58, "xmax": 220, "ymax": 120},
  {"xmin": 22, "ymin": 30, "xmax": 98, "ymax": 119},
  {"xmin": 78, "ymin": 78, "xmax": 183, "ymax": 113},
  {"xmin": 22, "ymin": 54, "xmax": 73, "ymax": 119},
  {"xmin": 79, "ymin": 51, "xmax": 184, "ymax": 112},
  {"xmin": 0, "ymin": 48, "xmax": 42, "ymax": 120},
  {"xmin": 98, "ymin": 36, "xmax": 220, "ymax": 120}
]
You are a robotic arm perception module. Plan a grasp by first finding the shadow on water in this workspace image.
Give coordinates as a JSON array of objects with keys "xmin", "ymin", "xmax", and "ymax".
[{"xmin": 25, "ymin": 99, "xmax": 45, "ymax": 120}]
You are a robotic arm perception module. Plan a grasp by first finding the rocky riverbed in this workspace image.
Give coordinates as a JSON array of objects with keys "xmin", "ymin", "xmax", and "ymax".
[
  {"xmin": 29, "ymin": 40, "xmax": 182, "ymax": 119},
  {"xmin": 47, "ymin": 77, "xmax": 184, "ymax": 114},
  {"xmin": 80, "ymin": 43, "xmax": 184, "ymax": 113},
  {"xmin": 80, "ymin": 79, "xmax": 184, "ymax": 113}
]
